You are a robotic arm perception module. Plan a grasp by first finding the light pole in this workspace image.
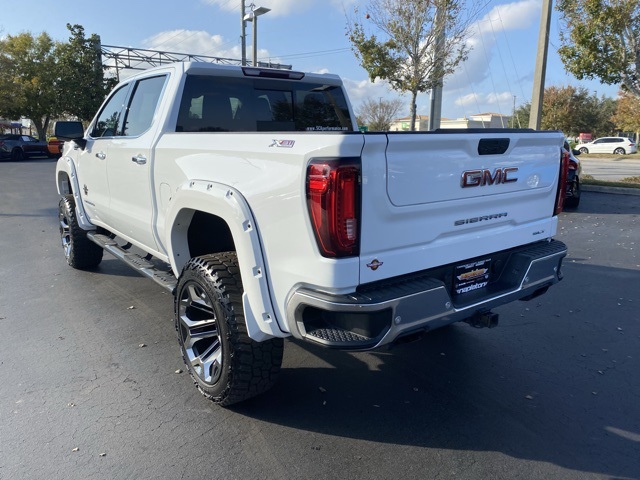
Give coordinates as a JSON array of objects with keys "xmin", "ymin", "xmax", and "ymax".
[
  {"xmin": 244, "ymin": 5, "xmax": 271, "ymax": 67},
  {"xmin": 240, "ymin": 0, "xmax": 247, "ymax": 66}
]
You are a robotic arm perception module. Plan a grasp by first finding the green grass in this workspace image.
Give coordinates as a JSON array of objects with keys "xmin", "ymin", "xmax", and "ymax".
[
  {"xmin": 581, "ymin": 174, "xmax": 640, "ymax": 189},
  {"xmin": 575, "ymin": 152, "xmax": 640, "ymax": 160}
]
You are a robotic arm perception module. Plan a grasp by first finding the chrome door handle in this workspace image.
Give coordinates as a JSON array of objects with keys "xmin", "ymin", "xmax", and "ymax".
[
  {"xmin": 96, "ymin": 152, "xmax": 106, "ymax": 160},
  {"xmin": 132, "ymin": 155, "xmax": 147, "ymax": 165}
]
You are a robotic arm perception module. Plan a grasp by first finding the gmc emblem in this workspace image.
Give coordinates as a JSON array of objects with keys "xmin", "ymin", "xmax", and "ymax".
[{"xmin": 461, "ymin": 167, "xmax": 518, "ymax": 188}]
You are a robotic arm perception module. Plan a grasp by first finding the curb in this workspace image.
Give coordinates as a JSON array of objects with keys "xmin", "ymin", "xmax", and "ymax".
[{"xmin": 582, "ymin": 184, "xmax": 640, "ymax": 196}]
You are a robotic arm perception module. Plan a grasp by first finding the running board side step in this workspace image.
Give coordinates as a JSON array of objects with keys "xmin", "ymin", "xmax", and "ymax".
[{"xmin": 87, "ymin": 232, "xmax": 177, "ymax": 294}]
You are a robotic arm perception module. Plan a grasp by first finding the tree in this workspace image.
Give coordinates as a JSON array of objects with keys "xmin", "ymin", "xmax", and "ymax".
[
  {"xmin": 611, "ymin": 90, "xmax": 640, "ymax": 140},
  {"xmin": 556, "ymin": 0, "xmax": 640, "ymax": 98},
  {"xmin": 586, "ymin": 94, "xmax": 617, "ymax": 137},
  {"xmin": 356, "ymin": 97, "xmax": 404, "ymax": 131},
  {"xmin": 512, "ymin": 102, "xmax": 530, "ymax": 129},
  {"xmin": 513, "ymin": 86, "xmax": 617, "ymax": 137},
  {"xmin": 0, "ymin": 25, "xmax": 113, "ymax": 139},
  {"xmin": 539, "ymin": 85, "xmax": 601, "ymax": 136},
  {"xmin": 0, "ymin": 32, "xmax": 59, "ymax": 140},
  {"xmin": 56, "ymin": 24, "xmax": 115, "ymax": 122},
  {"xmin": 347, "ymin": 0, "xmax": 480, "ymax": 131}
]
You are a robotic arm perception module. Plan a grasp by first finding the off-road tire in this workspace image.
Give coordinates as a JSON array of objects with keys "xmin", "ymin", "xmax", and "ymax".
[
  {"xmin": 175, "ymin": 252, "xmax": 283, "ymax": 406},
  {"xmin": 58, "ymin": 194, "xmax": 103, "ymax": 269}
]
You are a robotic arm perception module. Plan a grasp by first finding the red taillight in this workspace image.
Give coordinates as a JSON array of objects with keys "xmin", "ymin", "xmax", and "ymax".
[
  {"xmin": 307, "ymin": 158, "xmax": 360, "ymax": 257},
  {"xmin": 555, "ymin": 149, "xmax": 570, "ymax": 215}
]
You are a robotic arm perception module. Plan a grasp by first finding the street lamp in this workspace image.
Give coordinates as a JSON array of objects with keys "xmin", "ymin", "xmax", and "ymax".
[{"xmin": 244, "ymin": 5, "xmax": 271, "ymax": 67}]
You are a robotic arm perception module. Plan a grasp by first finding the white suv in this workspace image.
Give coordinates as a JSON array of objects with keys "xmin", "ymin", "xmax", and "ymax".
[{"xmin": 577, "ymin": 137, "xmax": 637, "ymax": 155}]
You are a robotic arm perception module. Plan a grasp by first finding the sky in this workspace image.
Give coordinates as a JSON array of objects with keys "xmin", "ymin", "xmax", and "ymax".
[{"xmin": 1, "ymin": 0, "xmax": 620, "ymax": 121}]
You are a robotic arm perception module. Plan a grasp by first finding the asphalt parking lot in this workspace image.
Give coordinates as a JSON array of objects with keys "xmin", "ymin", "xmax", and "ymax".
[{"xmin": 1, "ymin": 158, "xmax": 639, "ymax": 480}]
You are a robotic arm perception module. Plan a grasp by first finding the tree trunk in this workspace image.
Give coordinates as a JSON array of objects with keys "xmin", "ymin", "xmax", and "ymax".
[
  {"xmin": 409, "ymin": 90, "xmax": 418, "ymax": 131},
  {"xmin": 31, "ymin": 116, "xmax": 49, "ymax": 141}
]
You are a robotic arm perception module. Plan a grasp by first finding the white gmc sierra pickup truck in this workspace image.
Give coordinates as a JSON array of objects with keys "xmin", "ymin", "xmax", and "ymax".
[{"xmin": 55, "ymin": 62, "xmax": 568, "ymax": 405}]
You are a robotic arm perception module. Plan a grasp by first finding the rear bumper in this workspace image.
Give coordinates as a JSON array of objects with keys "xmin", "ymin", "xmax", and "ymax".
[{"xmin": 287, "ymin": 240, "xmax": 567, "ymax": 349}]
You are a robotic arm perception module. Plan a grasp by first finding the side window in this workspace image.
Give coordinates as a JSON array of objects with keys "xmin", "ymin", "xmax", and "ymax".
[
  {"xmin": 295, "ymin": 88, "xmax": 350, "ymax": 131},
  {"xmin": 91, "ymin": 85, "xmax": 130, "ymax": 138},
  {"xmin": 176, "ymin": 76, "xmax": 235, "ymax": 133},
  {"xmin": 122, "ymin": 76, "xmax": 167, "ymax": 137}
]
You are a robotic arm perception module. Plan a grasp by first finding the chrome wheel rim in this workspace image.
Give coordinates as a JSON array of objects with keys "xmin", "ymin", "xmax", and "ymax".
[
  {"xmin": 59, "ymin": 209, "xmax": 72, "ymax": 259},
  {"xmin": 178, "ymin": 281, "xmax": 223, "ymax": 385}
]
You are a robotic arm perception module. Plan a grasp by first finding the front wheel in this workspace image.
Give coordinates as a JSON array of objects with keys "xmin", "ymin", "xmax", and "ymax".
[
  {"xmin": 11, "ymin": 148, "xmax": 24, "ymax": 161},
  {"xmin": 175, "ymin": 252, "xmax": 283, "ymax": 406},
  {"xmin": 614, "ymin": 147, "xmax": 626, "ymax": 155},
  {"xmin": 58, "ymin": 195, "xmax": 103, "ymax": 269}
]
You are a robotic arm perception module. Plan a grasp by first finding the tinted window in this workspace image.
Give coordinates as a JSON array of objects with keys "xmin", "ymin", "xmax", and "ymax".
[
  {"xmin": 122, "ymin": 75, "xmax": 167, "ymax": 137},
  {"xmin": 91, "ymin": 85, "xmax": 130, "ymax": 138},
  {"xmin": 176, "ymin": 75, "xmax": 352, "ymax": 133}
]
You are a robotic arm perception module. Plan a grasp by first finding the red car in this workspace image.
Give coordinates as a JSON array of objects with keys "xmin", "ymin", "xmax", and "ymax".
[{"xmin": 0, "ymin": 134, "xmax": 51, "ymax": 161}]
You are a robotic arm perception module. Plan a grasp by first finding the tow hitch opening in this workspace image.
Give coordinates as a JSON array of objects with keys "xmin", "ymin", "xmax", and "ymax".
[{"xmin": 465, "ymin": 310, "xmax": 499, "ymax": 329}]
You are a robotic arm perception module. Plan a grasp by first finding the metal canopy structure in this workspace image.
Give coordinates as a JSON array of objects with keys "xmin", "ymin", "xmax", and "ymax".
[{"xmin": 101, "ymin": 44, "xmax": 291, "ymax": 80}]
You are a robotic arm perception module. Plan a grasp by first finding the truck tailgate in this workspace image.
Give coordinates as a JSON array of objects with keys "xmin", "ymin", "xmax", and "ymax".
[{"xmin": 359, "ymin": 131, "xmax": 565, "ymax": 284}]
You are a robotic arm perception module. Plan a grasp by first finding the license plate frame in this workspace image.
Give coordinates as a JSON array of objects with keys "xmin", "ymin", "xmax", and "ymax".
[{"xmin": 453, "ymin": 258, "xmax": 492, "ymax": 295}]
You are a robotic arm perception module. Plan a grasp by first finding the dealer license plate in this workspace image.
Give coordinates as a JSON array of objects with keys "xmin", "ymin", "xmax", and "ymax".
[{"xmin": 453, "ymin": 259, "xmax": 491, "ymax": 295}]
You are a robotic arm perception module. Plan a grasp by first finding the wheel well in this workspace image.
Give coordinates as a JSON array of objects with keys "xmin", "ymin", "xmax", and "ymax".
[
  {"xmin": 187, "ymin": 211, "xmax": 236, "ymax": 258},
  {"xmin": 57, "ymin": 172, "xmax": 73, "ymax": 195}
]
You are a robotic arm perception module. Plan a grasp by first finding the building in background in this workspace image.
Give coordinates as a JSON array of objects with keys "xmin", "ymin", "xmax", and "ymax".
[
  {"xmin": 0, "ymin": 118, "xmax": 25, "ymax": 134},
  {"xmin": 389, "ymin": 113, "xmax": 512, "ymax": 131}
]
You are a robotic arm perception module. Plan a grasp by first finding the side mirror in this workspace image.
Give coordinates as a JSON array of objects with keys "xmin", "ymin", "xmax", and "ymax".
[{"xmin": 54, "ymin": 121, "xmax": 87, "ymax": 149}]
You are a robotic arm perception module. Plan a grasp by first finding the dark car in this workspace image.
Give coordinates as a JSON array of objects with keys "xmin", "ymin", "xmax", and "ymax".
[
  {"xmin": 563, "ymin": 140, "xmax": 582, "ymax": 209},
  {"xmin": 0, "ymin": 134, "xmax": 51, "ymax": 161}
]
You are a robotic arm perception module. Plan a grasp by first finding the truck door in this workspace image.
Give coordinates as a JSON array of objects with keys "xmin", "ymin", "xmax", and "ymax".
[
  {"xmin": 104, "ymin": 75, "xmax": 168, "ymax": 251},
  {"xmin": 79, "ymin": 84, "xmax": 131, "ymax": 224}
]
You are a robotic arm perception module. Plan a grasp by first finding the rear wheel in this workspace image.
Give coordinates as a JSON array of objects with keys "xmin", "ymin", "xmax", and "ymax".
[
  {"xmin": 175, "ymin": 252, "xmax": 283, "ymax": 406},
  {"xmin": 614, "ymin": 147, "xmax": 626, "ymax": 155},
  {"xmin": 579, "ymin": 147, "xmax": 589, "ymax": 154},
  {"xmin": 58, "ymin": 195, "xmax": 103, "ymax": 269}
]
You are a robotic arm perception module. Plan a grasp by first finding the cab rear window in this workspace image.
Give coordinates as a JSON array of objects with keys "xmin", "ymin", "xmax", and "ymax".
[{"xmin": 176, "ymin": 75, "xmax": 352, "ymax": 133}]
